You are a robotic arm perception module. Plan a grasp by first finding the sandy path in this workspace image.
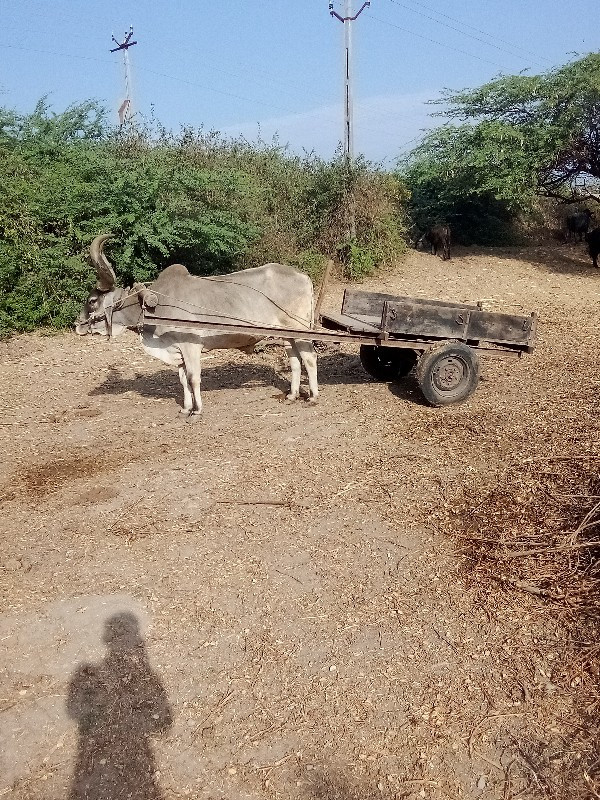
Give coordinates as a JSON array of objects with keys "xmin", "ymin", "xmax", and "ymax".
[{"xmin": 1, "ymin": 243, "xmax": 598, "ymax": 800}]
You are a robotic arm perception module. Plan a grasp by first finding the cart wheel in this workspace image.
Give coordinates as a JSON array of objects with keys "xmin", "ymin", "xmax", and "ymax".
[
  {"xmin": 416, "ymin": 342, "xmax": 479, "ymax": 406},
  {"xmin": 359, "ymin": 345, "xmax": 418, "ymax": 381}
]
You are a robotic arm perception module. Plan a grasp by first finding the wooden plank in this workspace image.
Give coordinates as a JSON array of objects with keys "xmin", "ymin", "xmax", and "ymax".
[
  {"xmin": 143, "ymin": 314, "xmax": 394, "ymax": 347},
  {"xmin": 466, "ymin": 310, "xmax": 534, "ymax": 346},
  {"xmin": 314, "ymin": 259, "xmax": 334, "ymax": 320},
  {"xmin": 319, "ymin": 311, "xmax": 382, "ymax": 334},
  {"xmin": 342, "ymin": 288, "xmax": 478, "ymax": 317},
  {"xmin": 382, "ymin": 300, "xmax": 470, "ymax": 339},
  {"xmin": 142, "ymin": 315, "xmax": 522, "ymax": 357}
]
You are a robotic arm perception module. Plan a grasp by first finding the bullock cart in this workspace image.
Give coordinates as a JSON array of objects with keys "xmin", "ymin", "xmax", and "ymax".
[{"xmin": 143, "ymin": 287, "xmax": 537, "ymax": 407}]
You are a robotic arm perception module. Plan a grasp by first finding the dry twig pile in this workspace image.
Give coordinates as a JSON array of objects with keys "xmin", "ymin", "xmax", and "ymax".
[{"xmin": 448, "ymin": 454, "xmax": 600, "ymax": 799}]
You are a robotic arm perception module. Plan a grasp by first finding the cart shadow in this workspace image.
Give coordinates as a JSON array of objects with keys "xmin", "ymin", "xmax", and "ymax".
[
  {"xmin": 89, "ymin": 352, "xmax": 378, "ymax": 403},
  {"xmin": 388, "ymin": 375, "xmax": 429, "ymax": 406}
]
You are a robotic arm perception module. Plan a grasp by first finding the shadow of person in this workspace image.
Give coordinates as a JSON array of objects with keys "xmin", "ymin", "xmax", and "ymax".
[{"xmin": 66, "ymin": 612, "xmax": 172, "ymax": 800}]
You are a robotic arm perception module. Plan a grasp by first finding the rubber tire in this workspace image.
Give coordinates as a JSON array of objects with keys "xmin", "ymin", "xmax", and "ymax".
[
  {"xmin": 416, "ymin": 342, "xmax": 479, "ymax": 406},
  {"xmin": 359, "ymin": 345, "xmax": 418, "ymax": 381}
]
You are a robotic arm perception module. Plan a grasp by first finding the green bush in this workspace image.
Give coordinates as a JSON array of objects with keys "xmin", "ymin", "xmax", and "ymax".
[{"xmin": 0, "ymin": 101, "xmax": 409, "ymax": 335}]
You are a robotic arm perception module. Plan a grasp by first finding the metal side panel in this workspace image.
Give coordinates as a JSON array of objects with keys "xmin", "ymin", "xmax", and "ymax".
[
  {"xmin": 466, "ymin": 310, "xmax": 535, "ymax": 347},
  {"xmin": 382, "ymin": 300, "xmax": 470, "ymax": 339},
  {"xmin": 342, "ymin": 288, "xmax": 478, "ymax": 317}
]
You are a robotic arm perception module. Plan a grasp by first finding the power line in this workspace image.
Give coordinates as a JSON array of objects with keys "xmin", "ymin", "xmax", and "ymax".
[
  {"xmin": 0, "ymin": 9, "xmax": 327, "ymax": 105},
  {"xmin": 367, "ymin": 13, "xmax": 515, "ymax": 71},
  {"xmin": 139, "ymin": 66, "xmax": 300, "ymax": 116},
  {"xmin": 0, "ymin": 42, "xmax": 300, "ymax": 118},
  {"xmin": 392, "ymin": 0, "xmax": 554, "ymax": 67},
  {"xmin": 387, "ymin": 0, "xmax": 548, "ymax": 69},
  {"xmin": 354, "ymin": 96, "xmax": 431, "ymax": 128},
  {"xmin": 2, "ymin": 39, "xmax": 402, "ymax": 147},
  {"xmin": 0, "ymin": 40, "xmax": 423, "ymax": 156},
  {"xmin": 394, "ymin": 132, "xmax": 425, "ymax": 151},
  {"xmin": 172, "ymin": 44, "xmax": 314, "ymax": 97},
  {"xmin": 0, "ymin": 42, "xmax": 114, "ymax": 67}
]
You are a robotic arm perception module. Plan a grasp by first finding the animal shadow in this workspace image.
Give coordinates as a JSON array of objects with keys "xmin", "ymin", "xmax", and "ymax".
[
  {"xmin": 87, "ymin": 352, "xmax": 437, "ymax": 408},
  {"xmin": 89, "ymin": 362, "xmax": 290, "ymax": 401},
  {"xmin": 66, "ymin": 612, "xmax": 172, "ymax": 800},
  {"xmin": 88, "ymin": 352, "xmax": 375, "ymax": 405}
]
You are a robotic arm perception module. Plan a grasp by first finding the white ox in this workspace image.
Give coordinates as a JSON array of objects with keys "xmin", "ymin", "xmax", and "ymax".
[{"xmin": 75, "ymin": 235, "xmax": 319, "ymax": 418}]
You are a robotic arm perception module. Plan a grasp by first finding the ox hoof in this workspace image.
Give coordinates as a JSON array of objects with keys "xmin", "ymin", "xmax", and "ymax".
[
  {"xmin": 305, "ymin": 395, "xmax": 319, "ymax": 405},
  {"xmin": 286, "ymin": 393, "xmax": 299, "ymax": 402},
  {"xmin": 179, "ymin": 408, "xmax": 192, "ymax": 415},
  {"xmin": 186, "ymin": 412, "xmax": 203, "ymax": 424}
]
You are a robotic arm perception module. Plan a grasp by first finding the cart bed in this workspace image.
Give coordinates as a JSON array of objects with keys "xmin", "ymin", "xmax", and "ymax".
[
  {"xmin": 320, "ymin": 289, "xmax": 536, "ymax": 354},
  {"xmin": 319, "ymin": 311, "xmax": 382, "ymax": 334}
]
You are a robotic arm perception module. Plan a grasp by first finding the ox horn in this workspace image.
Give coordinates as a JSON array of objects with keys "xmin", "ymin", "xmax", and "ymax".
[{"xmin": 90, "ymin": 234, "xmax": 116, "ymax": 292}]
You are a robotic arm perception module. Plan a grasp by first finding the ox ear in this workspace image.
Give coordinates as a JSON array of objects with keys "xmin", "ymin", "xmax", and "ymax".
[{"xmin": 90, "ymin": 234, "xmax": 116, "ymax": 292}]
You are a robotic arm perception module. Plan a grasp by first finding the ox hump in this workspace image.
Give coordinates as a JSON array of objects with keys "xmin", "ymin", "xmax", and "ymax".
[
  {"xmin": 160, "ymin": 263, "xmax": 189, "ymax": 277},
  {"xmin": 259, "ymin": 262, "xmax": 313, "ymax": 286}
]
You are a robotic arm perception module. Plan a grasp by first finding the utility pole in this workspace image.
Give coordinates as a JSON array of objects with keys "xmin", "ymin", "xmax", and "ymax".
[
  {"xmin": 329, "ymin": 1, "xmax": 370, "ymax": 240},
  {"xmin": 110, "ymin": 26, "xmax": 137, "ymax": 126},
  {"xmin": 329, "ymin": 1, "xmax": 370, "ymax": 165}
]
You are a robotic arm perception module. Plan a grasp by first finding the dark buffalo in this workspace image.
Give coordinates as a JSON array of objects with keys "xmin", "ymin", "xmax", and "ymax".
[
  {"xmin": 586, "ymin": 227, "xmax": 600, "ymax": 268},
  {"xmin": 423, "ymin": 224, "xmax": 451, "ymax": 260},
  {"xmin": 566, "ymin": 209, "xmax": 593, "ymax": 242}
]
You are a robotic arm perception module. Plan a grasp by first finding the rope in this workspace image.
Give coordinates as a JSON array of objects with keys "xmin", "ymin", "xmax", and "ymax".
[
  {"xmin": 81, "ymin": 286, "xmax": 144, "ymax": 326},
  {"xmin": 157, "ymin": 273, "xmax": 314, "ymax": 329},
  {"xmin": 147, "ymin": 290, "xmax": 312, "ymax": 330},
  {"xmin": 84, "ymin": 273, "xmax": 314, "ymax": 332}
]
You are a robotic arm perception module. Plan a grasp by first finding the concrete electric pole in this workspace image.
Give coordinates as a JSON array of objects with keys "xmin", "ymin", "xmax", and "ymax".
[
  {"xmin": 329, "ymin": 1, "xmax": 370, "ymax": 166},
  {"xmin": 110, "ymin": 26, "xmax": 137, "ymax": 126},
  {"xmin": 329, "ymin": 1, "xmax": 370, "ymax": 240}
]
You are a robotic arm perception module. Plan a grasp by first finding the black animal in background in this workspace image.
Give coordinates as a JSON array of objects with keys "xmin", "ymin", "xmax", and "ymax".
[
  {"xmin": 566, "ymin": 209, "xmax": 593, "ymax": 242},
  {"xmin": 585, "ymin": 227, "xmax": 600, "ymax": 268},
  {"xmin": 423, "ymin": 224, "xmax": 451, "ymax": 261}
]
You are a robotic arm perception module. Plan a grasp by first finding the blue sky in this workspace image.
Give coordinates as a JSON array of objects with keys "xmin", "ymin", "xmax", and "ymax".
[{"xmin": 0, "ymin": 1, "xmax": 596, "ymax": 164}]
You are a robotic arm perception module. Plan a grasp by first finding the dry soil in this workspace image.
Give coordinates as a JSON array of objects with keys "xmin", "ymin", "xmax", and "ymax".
[{"xmin": 1, "ymin": 243, "xmax": 599, "ymax": 800}]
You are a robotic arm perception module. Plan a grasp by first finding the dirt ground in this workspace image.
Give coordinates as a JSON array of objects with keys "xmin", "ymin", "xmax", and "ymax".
[{"xmin": 1, "ymin": 243, "xmax": 600, "ymax": 800}]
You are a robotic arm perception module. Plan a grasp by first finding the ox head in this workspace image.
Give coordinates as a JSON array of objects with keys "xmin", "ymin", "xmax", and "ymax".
[{"xmin": 75, "ymin": 234, "xmax": 131, "ymax": 337}]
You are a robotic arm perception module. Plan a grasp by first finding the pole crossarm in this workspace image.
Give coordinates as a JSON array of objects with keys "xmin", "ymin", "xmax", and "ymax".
[
  {"xmin": 110, "ymin": 26, "xmax": 137, "ymax": 125},
  {"xmin": 329, "ymin": 1, "xmax": 370, "ymax": 22},
  {"xmin": 110, "ymin": 26, "xmax": 137, "ymax": 53}
]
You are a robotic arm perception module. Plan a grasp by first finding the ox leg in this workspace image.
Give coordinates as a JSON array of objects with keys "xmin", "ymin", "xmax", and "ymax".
[
  {"xmin": 284, "ymin": 342, "xmax": 302, "ymax": 400},
  {"xmin": 188, "ymin": 373, "xmax": 203, "ymax": 420},
  {"xmin": 295, "ymin": 340, "xmax": 319, "ymax": 401},
  {"xmin": 181, "ymin": 347, "xmax": 203, "ymax": 421},
  {"xmin": 178, "ymin": 367, "xmax": 193, "ymax": 414}
]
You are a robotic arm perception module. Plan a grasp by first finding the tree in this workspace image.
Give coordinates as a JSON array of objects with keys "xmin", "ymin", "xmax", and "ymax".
[{"xmin": 401, "ymin": 53, "xmax": 600, "ymax": 243}]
